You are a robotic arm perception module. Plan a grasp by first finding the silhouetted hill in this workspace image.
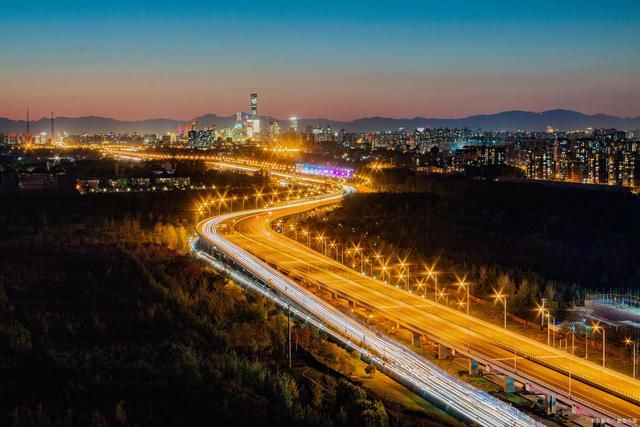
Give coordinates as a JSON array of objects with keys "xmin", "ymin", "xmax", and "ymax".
[{"xmin": 2, "ymin": 109, "xmax": 639, "ymax": 134}]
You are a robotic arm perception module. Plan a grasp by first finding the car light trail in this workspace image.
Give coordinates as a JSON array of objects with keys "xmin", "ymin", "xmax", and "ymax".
[{"xmin": 195, "ymin": 187, "xmax": 542, "ymax": 427}]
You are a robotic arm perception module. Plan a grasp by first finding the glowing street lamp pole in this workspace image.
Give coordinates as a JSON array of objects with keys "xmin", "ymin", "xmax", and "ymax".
[
  {"xmin": 315, "ymin": 234, "xmax": 326, "ymax": 255},
  {"xmin": 458, "ymin": 277, "xmax": 470, "ymax": 333},
  {"xmin": 494, "ymin": 289, "xmax": 507, "ymax": 329},
  {"xmin": 350, "ymin": 244, "xmax": 363, "ymax": 273},
  {"xmin": 418, "ymin": 279, "xmax": 426, "ymax": 298},
  {"xmin": 329, "ymin": 241, "xmax": 342, "ymax": 262},
  {"xmin": 546, "ymin": 313, "xmax": 555, "ymax": 347},
  {"xmin": 301, "ymin": 229, "xmax": 310, "ymax": 246},
  {"xmin": 592, "ymin": 322, "xmax": 606, "ymax": 367},
  {"xmin": 364, "ymin": 257, "xmax": 373, "ymax": 276},
  {"xmin": 406, "ymin": 265, "xmax": 410, "ymax": 290},
  {"xmin": 372, "ymin": 251, "xmax": 382, "ymax": 278},
  {"xmin": 398, "ymin": 259, "xmax": 409, "ymax": 291},
  {"xmin": 585, "ymin": 329, "xmax": 589, "ymax": 360},
  {"xmin": 426, "ymin": 267, "xmax": 438, "ymax": 303},
  {"xmin": 380, "ymin": 265, "xmax": 389, "ymax": 284}
]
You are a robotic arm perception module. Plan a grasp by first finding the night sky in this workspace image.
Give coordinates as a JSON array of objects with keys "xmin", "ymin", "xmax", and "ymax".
[{"xmin": 1, "ymin": 0, "xmax": 639, "ymax": 120}]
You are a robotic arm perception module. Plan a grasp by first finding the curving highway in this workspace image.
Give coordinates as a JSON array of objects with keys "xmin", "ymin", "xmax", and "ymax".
[
  {"xmin": 197, "ymin": 185, "xmax": 549, "ymax": 426},
  {"xmin": 196, "ymin": 175, "xmax": 640, "ymax": 426}
]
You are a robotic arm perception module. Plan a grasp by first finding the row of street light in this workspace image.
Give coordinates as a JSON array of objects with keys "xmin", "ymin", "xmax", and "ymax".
[
  {"xmin": 192, "ymin": 175, "xmax": 640, "ymax": 382},
  {"xmin": 194, "ymin": 185, "xmax": 322, "ymax": 222},
  {"xmin": 282, "ymin": 222, "xmax": 640, "ymax": 379}
]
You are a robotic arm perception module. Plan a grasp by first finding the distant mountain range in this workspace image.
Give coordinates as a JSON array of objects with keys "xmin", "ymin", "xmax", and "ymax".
[{"xmin": 1, "ymin": 109, "xmax": 639, "ymax": 134}]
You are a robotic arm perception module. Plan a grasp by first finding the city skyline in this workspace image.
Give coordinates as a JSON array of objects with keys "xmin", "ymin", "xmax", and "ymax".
[{"xmin": 1, "ymin": 0, "xmax": 639, "ymax": 120}]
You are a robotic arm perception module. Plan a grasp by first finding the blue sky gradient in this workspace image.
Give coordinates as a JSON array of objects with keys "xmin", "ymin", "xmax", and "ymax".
[{"xmin": 1, "ymin": 0, "xmax": 638, "ymax": 120}]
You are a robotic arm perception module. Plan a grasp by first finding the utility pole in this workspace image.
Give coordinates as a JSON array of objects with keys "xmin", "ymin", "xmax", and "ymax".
[
  {"xmin": 287, "ymin": 304, "xmax": 292, "ymax": 369},
  {"xmin": 50, "ymin": 112, "xmax": 54, "ymax": 144}
]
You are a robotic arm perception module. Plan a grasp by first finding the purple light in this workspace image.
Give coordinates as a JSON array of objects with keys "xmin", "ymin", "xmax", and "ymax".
[{"xmin": 295, "ymin": 163, "xmax": 353, "ymax": 179}]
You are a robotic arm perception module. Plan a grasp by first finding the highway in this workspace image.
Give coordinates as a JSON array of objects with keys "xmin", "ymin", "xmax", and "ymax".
[
  {"xmin": 197, "ymin": 186, "xmax": 543, "ymax": 426},
  {"xmin": 196, "ymin": 176, "xmax": 640, "ymax": 424}
]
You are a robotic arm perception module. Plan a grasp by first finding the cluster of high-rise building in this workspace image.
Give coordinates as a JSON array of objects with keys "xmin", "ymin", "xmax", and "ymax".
[
  {"xmin": 181, "ymin": 93, "xmax": 302, "ymax": 148},
  {"xmin": 309, "ymin": 126, "xmax": 640, "ymax": 188},
  {"xmin": 517, "ymin": 130, "xmax": 640, "ymax": 186},
  {"xmin": 2, "ymin": 98, "xmax": 640, "ymax": 189},
  {"xmin": 0, "ymin": 94, "xmax": 303, "ymax": 149},
  {"xmin": 313, "ymin": 126, "xmax": 493, "ymax": 154}
]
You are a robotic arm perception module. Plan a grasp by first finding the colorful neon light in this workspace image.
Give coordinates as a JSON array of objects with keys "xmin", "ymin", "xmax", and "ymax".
[{"xmin": 295, "ymin": 163, "xmax": 353, "ymax": 179}]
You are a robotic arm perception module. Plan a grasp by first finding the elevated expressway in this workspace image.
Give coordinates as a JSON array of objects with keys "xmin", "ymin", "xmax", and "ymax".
[
  {"xmin": 196, "ymin": 178, "xmax": 640, "ymax": 425},
  {"xmin": 197, "ymin": 187, "xmax": 541, "ymax": 426}
]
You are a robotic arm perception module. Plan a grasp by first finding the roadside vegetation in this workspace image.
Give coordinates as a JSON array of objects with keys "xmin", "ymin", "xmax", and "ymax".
[{"xmin": 0, "ymin": 180, "xmax": 460, "ymax": 427}]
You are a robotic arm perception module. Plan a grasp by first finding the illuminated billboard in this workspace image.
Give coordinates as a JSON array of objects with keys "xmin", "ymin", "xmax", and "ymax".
[{"xmin": 295, "ymin": 163, "xmax": 353, "ymax": 179}]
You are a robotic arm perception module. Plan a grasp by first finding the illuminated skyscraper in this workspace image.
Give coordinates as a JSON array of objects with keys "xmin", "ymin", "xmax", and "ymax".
[
  {"xmin": 289, "ymin": 116, "xmax": 298, "ymax": 133},
  {"xmin": 269, "ymin": 120, "xmax": 280, "ymax": 137},
  {"xmin": 250, "ymin": 93, "xmax": 258, "ymax": 119}
]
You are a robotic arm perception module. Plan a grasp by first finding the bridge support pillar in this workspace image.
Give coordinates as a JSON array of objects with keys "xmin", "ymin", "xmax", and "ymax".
[
  {"xmin": 468, "ymin": 358, "xmax": 479, "ymax": 376},
  {"xmin": 503, "ymin": 375, "xmax": 515, "ymax": 394},
  {"xmin": 437, "ymin": 344, "xmax": 448, "ymax": 360},
  {"xmin": 411, "ymin": 332, "xmax": 422, "ymax": 346},
  {"xmin": 544, "ymin": 395, "xmax": 557, "ymax": 415}
]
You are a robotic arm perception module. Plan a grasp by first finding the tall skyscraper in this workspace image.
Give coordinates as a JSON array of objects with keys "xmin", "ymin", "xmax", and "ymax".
[
  {"xmin": 250, "ymin": 93, "xmax": 258, "ymax": 119},
  {"xmin": 50, "ymin": 112, "xmax": 55, "ymax": 144},
  {"xmin": 269, "ymin": 120, "xmax": 280, "ymax": 137},
  {"xmin": 289, "ymin": 116, "xmax": 299, "ymax": 133}
]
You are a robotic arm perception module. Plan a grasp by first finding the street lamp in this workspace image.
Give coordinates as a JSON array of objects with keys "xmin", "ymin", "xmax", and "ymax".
[
  {"xmin": 398, "ymin": 257, "xmax": 410, "ymax": 291},
  {"xmin": 425, "ymin": 263, "xmax": 439, "ymax": 303},
  {"xmin": 195, "ymin": 206, "xmax": 204, "ymax": 223},
  {"xmin": 457, "ymin": 276, "xmax": 470, "ymax": 331},
  {"xmin": 254, "ymin": 189, "xmax": 263, "ymax": 207},
  {"xmin": 372, "ymin": 251, "xmax": 382, "ymax": 266},
  {"xmin": 363, "ymin": 256, "xmax": 373, "ymax": 276},
  {"xmin": 592, "ymin": 322, "xmax": 606, "ymax": 367},
  {"xmin": 329, "ymin": 241, "xmax": 341, "ymax": 261},
  {"xmin": 624, "ymin": 337, "xmax": 638, "ymax": 379},
  {"xmin": 493, "ymin": 288, "xmax": 508, "ymax": 329},
  {"xmin": 289, "ymin": 224, "xmax": 298, "ymax": 240},
  {"xmin": 301, "ymin": 229, "xmax": 310, "ymax": 246},
  {"xmin": 315, "ymin": 233, "xmax": 327, "ymax": 255},
  {"xmin": 546, "ymin": 312, "xmax": 555, "ymax": 347},
  {"xmin": 379, "ymin": 264, "xmax": 390, "ymax": 284},
  {"xmin": 539, "ymin": 298, "xmax": 547, "ymax": 328},
  {"xmin": 416, "ymin": 279, "xmax": 427, "ymax": 297},
  {"xmin": 351, "ymin": 243, "xmax": 363, "ymax": 273},
  {"xmin": 438, "ymin": 288, "xmax": 449, "ymax": 306},
  {"xmin": 585, "ymin": 328, "xmax": 590, "ymax": 360}
]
